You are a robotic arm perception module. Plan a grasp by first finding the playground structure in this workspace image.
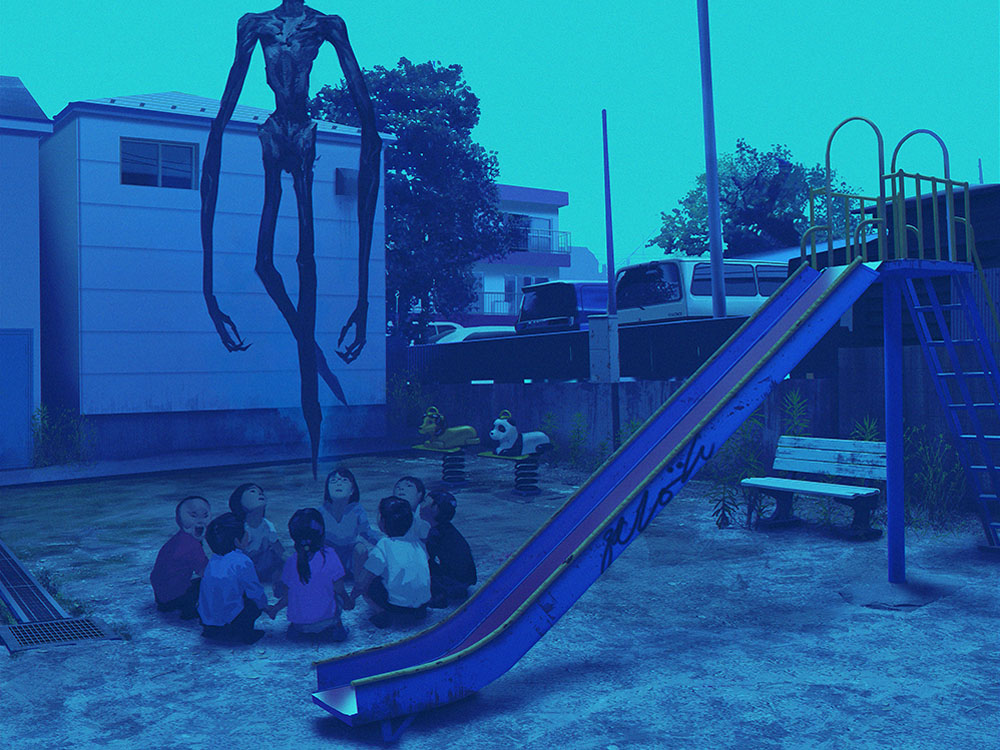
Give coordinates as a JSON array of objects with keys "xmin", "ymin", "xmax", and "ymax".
[{"xmin": 311, "ymin": 120, "xmax": 1000, "ymax": 740}]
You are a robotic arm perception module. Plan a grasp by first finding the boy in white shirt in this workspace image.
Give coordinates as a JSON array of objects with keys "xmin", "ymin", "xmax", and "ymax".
[
  {"xmin": 197, "ymin": 512, "xmax": 271, "ymax": 644},
  {"xmin": 350, "ymin": 496, "xmax": 431, "ymax": 628}
]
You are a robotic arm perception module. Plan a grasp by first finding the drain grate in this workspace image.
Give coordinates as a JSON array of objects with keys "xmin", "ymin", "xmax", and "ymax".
[
  {"xmin": 0, "ymin": 539, "xmax": 69, "ymax": 623},
  {"xmin": 0, "ymin": 618, "xmax": 118, "ymax": 653}
]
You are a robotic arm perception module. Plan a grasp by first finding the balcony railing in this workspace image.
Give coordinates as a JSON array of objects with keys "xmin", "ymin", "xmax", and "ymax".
[
  {"xmin": 510, "ymin": 228, "xmax": 571, "ymax": 254},
  {"xmin": 471, "ymin": 291, "xmax": 518, "ymax": 316}
]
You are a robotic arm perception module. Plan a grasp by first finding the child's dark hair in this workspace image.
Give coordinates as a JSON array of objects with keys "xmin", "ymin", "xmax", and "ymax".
[
  {"xmin": 428, "ymin": 491, "xmax": 457, "ymax": 523},
  {"xmin": 397, "ymin": 475, "xmax": 425, "ymax": 501},
  {"xmin": 378, "ymin": 496, "xmax": 413, "ymax": 538},
  {"xmin": 288, "ymin": 508, "xmax": 327, "ymax": 584},
  {"xmin": 227, "ymin": 483, "xmax": 258, "ymax": 521},
  {"xmin": 175, "ymin": 496, "xmax": 209, "ymax": 527},
  {"xmin": 324, "ymin": 467, "xmax": 360, "ymax": 505},
  {"xmin": 205, "ymin": 513, "xmax": 245, "ymax": 555}
]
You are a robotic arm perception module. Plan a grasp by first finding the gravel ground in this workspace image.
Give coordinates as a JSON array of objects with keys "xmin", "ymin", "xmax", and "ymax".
[{"xmin": 0, "ymin": 454, "xmax": 997, "ymax": 749}]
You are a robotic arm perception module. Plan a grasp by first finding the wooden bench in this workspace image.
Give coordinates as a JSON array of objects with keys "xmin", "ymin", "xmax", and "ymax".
[{"xmin": 741, "ymin": 436, "xmax": 886, "ymax": 539}]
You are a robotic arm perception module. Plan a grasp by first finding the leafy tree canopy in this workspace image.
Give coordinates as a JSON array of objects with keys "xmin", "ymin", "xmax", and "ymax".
[
  {"xmin": 311, "ymin": 58, "xmax": 517, "ymax": 332},
  {"xmin": 647, "ymin": 139, "xmax": 858, "ymax": 257}
]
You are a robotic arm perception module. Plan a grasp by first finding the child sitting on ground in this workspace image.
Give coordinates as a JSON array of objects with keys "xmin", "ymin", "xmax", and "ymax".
[
  {"xmin": 421, "ymin": 491, "xmax": 477, "ymax": 608},
  {"xmin": 150, "ymin": 496, "xmax": 211, "ymax": 620},
  {"xmin": 350, "ymin": 496, "xmax": 431, "ymax": 629},
  {"xmin": 267, "ymin": 508, "xmax": 354, "ymax": 642},
  {"xmin": 228, "ymin": 483, "xmax": 285, "ymax": 585},
  {"xmin": 319, "ymin": 468, "xmax": 380, "ymax": 580},
  {"xmin": 393, "ymin": 476, "xmax": 431, "ymax": 544},
  {"xmin": 198, "ymin": 512, "xmax": 270, "ymax": 644}
]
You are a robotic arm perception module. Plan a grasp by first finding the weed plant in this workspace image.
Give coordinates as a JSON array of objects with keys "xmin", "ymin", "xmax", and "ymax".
[
  {"xmin": 903, "ymin": 423, "xmax": 969, "ymax": 530},
  {"xmin": 385, "ymin": 373, "xmax": 427, "ymax": 435},
  {"xmin": 30, "ymin": 404, "xmax": 94, "ymax": 468},
  {"xmin": 704, "ymin": 409, "xmax": 769, "ymax": 528}
]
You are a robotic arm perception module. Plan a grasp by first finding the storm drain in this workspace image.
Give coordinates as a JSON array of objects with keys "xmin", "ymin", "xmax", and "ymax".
[
  {"xmin": 0, "ymin": 618, "xmax": 117, "ymax": 653},
  {"xmin": 0, "ymin": 538, "xmax": 119, "ymax": 653}
]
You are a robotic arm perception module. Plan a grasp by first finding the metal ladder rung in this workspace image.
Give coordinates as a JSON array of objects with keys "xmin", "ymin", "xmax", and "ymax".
[
  {"xmin": 947, "ymin": 402, "xmax": 999, "ymax": 409},
  {"xmin": 969, "ymin": 465, "xmax": 998, "ymax": 471},
  {"xmin": 912, "ymin": 303, "xmax": 965, "ymax": 312},
  {"xmin": 928, "ymin": 339, "xmax": 976, "ymax": 346},
  {"xmin": 960, "ymin": 434, "xmax": 1000, "ymax": 440},
  {"xmin": 937, "ymin": 371, "xmax": 989, "ymax": 377}
]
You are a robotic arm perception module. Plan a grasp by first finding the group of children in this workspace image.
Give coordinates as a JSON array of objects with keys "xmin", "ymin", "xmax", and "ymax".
[{"xmin": 149, "ymin": 470, "xmax": 478, "ymax": 644}]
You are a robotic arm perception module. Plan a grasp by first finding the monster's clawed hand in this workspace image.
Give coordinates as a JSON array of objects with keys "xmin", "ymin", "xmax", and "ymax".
[
  {"xmin": 336, "ymin": 303, "xmax": 368, "ymax": 363},
  {"xmin": 207, "ymin": 297, "xmax": 251, "ymax": 352}
]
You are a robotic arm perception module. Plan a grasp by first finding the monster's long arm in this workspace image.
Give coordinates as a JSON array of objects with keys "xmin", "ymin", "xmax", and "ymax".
[
  {"xmin": 201, "ymin": 14, "xmax": 258, "ymax": 352},
  {"xmin": 325, "ymin": 15, "xmax": 382, "ymax": 364}
]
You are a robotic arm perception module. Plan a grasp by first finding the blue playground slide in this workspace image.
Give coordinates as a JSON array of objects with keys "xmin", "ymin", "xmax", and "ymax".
[{"xmin": 313, "ymin": 258, "xmax": 880, "ymax": 737}]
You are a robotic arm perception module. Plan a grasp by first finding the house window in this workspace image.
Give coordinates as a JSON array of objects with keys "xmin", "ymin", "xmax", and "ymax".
[{"xmin": 121, "ymin": 138, "xmax": 198, "ymax": 189}]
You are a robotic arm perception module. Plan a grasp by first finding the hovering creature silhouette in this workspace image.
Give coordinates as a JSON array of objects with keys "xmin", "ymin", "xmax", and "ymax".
[{"xmin": 200, "ymin": 1, "xmax": 381, "ymax": 478}]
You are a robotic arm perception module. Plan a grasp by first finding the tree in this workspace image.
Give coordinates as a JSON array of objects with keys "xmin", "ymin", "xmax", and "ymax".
[
  {"xmin": 647, "ymin": 139, "xmax": 859, "ymax": 257},
  {"xmin": 311, "ymin": 58, "xmax": 518, "ymax": 334}
]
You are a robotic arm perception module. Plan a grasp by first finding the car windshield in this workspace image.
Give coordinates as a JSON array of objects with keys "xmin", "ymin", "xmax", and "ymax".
[
  {"xmin": 756, "ymin": 266, "xmax": 787, "ymax": 296},
  {"xmin": 690, "ymin": 263, "xmax": 757, "ymax": 297},
  {"xmin": 616, "ymin": 264, "xmax": 681, "ymax": 308},
  {"xmin": 519, "ymin": 284, "xmax": 578, "ymax": 321}
]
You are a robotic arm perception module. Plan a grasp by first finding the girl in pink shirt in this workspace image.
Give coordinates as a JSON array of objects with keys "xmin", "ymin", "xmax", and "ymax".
[{"xmin": 268, "ymin": 508, "xmax": 354, "ymax": 642}]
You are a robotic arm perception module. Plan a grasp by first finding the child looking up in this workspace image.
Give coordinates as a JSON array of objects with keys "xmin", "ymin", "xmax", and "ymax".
[
  {"xmin": 268, "ymin": 508, "xmax": 354, "ymax": 642},
  {"xmin": 319, "ymin": 468, "xmax": 380, "ymax": 579},
  {"xmin": 150, "ymin": 496, "xmax": 210, "ymax": 620},
  {"xmin": 228, "ymin": 483, "xmax": 285, "ymax": 585},
  {"xmin": 422, "ymin": 491, "xmax": 477, "ymax": 608},
  {"xmin": 393, "ymin": 476, "xmax": 431, "ymax": 543},
  {"xmin": 198, "ymin": 512, "xmax": 270, "ymax": 644},
  {"xmin": 351, "ymin": 496, "xmax": 431, "ymax": 629}
]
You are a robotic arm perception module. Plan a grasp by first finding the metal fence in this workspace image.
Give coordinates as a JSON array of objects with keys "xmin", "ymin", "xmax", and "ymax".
[{"xmin": 398, "ymin": 316, "xmax": 747, "ymax": 384}]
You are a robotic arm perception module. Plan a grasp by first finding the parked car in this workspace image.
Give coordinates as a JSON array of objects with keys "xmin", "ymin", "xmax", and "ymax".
[
  {"xmin": 614, "ymin": 257, "xmax": 787, "ymax": 325},
  {"xmin": 434, "ymin": 325, "xmax": 516, "ymax": 344},
  {"xmin": 426, "ymin": 321, "xmax": 463, "ymax": 343},
  {"xmin": 514, "ymin": 280, "xmax": 609, "ymax": 334}
]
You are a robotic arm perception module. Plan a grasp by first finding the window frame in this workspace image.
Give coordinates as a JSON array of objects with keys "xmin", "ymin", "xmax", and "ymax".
[{"xmin": 120, "ymin": 136, "xmax": 199, "ymax": 190}]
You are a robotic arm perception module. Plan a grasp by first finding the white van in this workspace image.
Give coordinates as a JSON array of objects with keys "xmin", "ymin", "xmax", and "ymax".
[{"xmin": 614, "ymin": 257, "xmax": 788, "ymax": 325}]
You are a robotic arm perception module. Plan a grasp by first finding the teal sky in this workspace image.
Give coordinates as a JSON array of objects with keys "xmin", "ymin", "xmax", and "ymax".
[{"xmin": 3, "ymin": 0, "xmax": 997, "ymax": 267}]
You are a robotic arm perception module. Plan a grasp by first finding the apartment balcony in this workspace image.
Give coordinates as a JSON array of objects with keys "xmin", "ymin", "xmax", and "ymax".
[
  {"xmin": 510, "ymin": 228, "xmax": 571, "ymax": 255},
  {"xmin": 472, "ymin": 291, "xmax": 518, "ymax": 317}
]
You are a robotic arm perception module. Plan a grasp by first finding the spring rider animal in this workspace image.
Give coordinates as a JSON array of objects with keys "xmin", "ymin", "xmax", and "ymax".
[
  {"xmin": 488, "ymin": 410, "xmax": 552, "ymax": 457},
  {"xmin": 417, "ymin": 407, "xmax": 479, "ymax": 450}
]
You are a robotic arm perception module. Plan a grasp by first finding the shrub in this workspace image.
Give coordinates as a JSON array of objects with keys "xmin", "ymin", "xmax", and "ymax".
[{"xmin": 30, "ymin": 404, "xmax": 94, "ymax": 467}]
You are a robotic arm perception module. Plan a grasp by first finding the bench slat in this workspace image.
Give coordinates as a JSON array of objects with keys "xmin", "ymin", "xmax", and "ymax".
[
  {"xmin": 777, "ymin": 435, "xmax": 886, "ymax": 454},
  {"xmin": 773, "ymin": 455, "xmax": 886, "ymax": 480},
  {"xmin": 741, "ymin": 477, "xmax": 880, "ymax": 500},
  {"xmin": 776, "ymin": 444, "xmax": 886, "ymax": 464}
]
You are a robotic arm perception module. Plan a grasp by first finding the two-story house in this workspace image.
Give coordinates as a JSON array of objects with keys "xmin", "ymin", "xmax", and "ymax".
[{"xmin": 36, "ymin": 90, "xmax": 389, "ymax": 461}]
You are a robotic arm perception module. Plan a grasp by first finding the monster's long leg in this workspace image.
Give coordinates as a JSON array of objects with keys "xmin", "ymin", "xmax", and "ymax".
[
  {"xmin": 291, "ymin": 160, "xmax": 321, "ymax": 480},
  {"xmin": 255, "ymin": 147, "xmax": 346, "ymax": 408},
  {"xmin": 254, "ymin": 152, "xmax": 299, "ymax": 328}
]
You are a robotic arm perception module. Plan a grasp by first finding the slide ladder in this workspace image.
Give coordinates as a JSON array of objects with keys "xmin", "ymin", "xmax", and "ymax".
[{"xmin": 903, "ymin": 272, "xmax": 1000, "ymax": 546}]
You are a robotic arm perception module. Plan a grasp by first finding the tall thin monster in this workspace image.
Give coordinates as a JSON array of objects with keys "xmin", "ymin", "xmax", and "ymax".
[{"xmin": 200, "ymin": 1, "xmax": 381, "ymax": 478}]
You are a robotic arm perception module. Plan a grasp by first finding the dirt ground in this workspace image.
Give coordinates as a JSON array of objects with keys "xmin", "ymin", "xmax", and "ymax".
[{"xmin": 0, "ymin": 453, "xmax": 997, "ymax": 749}]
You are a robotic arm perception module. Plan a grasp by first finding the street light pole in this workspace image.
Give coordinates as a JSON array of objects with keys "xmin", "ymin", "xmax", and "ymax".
[{"xmin": 697, "ymin": 0, "xmax": 726, "ymax": 318}]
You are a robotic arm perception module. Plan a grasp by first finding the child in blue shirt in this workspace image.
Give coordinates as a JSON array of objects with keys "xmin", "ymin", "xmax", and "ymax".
[
  {"xmin": 268, "ymin": 508, "xmax": 354, "ymax": 642},
  {"xmin": 319, "ymin": 468, "xmax": 380, "ymax": 580},
  {"xmin": 350, "ymin": 496, "xmax": 431, "ymax": 629},
  {"xmin": 198, "ymin": 512, "xmax": 271, "ymax": 645}
]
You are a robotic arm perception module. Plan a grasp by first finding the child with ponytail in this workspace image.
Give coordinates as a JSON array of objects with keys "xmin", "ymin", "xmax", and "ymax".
[{"xmin": 267, "ymin": 508, "xmax": 353, "ymax": 642}]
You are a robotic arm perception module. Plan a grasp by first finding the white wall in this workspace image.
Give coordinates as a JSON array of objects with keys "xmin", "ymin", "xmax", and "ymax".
[{"xmin": 68, "ymin": 112, "xmax": 385, "ymax": 415}]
